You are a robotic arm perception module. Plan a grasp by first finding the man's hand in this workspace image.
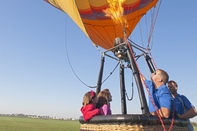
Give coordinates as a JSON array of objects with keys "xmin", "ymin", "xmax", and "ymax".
[
  {"xmin": 151, "ymin": 108, "xmax": 170, "ymax": 118},
  {"xmin": 140, "ymin": 74, "xmax": 146, "ymax": 82},
  {"xmin": 177, "ymin": 114, "xmax": 182, "ymax": 118}
]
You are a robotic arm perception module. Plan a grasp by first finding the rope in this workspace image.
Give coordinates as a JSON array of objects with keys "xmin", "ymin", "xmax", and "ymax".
[
  {"xmin": 139, "ymin": 22, "xmax": 145, "ymax": 47},
  {"xmin": 138, "ymin": 62, "xmax": 174, "ymax": 130},
  {"xmin": 64, "ymin": 16, "xmax": 97, "ymax": 88},
  {"xmin": 140, "ymin": 78, "xmax": 167, "ymax": 131},
  {"xmin": 168, "ymin": 100, "xmax": 175, "ymax": 131},
  {"xmin": 101, "ymin": 61, "xmax": 120, "ymax": 84},
  {"xmin": 147, "ymin": 0, "xmax": 162, "ymax": 47},
  {"xmin": 64, "ymin": 15, "xmax": 122, "ymax": 89},
  {"xmin": 128, "ymin": 39, "xmax": 147, "ymax": 50},
  {"xmin": 148, "ymin": 51, "xmax": 158, "ymax": 70},
  {"xmin": 65, "ymin": 40, "xmax": 119, "ymax": 88},
  {"xmin": 139, "ymin": 65, "xmax": 174, "ymax": 130},
  {"xmin": 127, "ymin": 42, "xmax": 174, "ymax": 131},
  {"xmin": 125, "ymin": 74, "xmax": 134, "ymax": 101},
  {"xmin": 127, "ymin": 43, "xmax": 167, "ymax": 131}
]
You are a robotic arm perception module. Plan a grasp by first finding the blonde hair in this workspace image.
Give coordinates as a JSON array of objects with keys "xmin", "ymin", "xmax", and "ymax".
[
  {"xmin": 97, "ymin": 89, "xmax": 111, "ymax": 108},
  {"xmin": 157, "ymin": 69, "xmax": 169, "ymax": 84},
  {"xmin": 82, "ymin": 91, "xmax": 96, "ymax": 106}
]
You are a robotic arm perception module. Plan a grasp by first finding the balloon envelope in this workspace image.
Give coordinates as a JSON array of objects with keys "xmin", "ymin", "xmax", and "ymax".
[{"xmin": 45, "ymin": 0, "xmax": 158, "ymax": 50}]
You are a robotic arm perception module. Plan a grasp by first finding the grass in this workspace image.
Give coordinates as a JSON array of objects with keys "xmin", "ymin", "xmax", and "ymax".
[
  {"xmin": 0, "ymin": 116, "xmax": 196, "ymax": 131},
  {"xmin": 0, "ymin": 116, "xmax": 80, "ymax": 131}
]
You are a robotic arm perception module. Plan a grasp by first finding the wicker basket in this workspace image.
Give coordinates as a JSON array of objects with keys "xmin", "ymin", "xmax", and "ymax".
[
  {"xmin": 80, "ymin": 123, "xmax": 187, "ymax": 131},
  {"xmin": 79, "ymin": 114, "xmax": 188, "ymax": 131}
]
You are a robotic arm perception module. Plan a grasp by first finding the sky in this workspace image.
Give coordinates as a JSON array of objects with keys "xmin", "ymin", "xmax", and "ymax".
[{"xmin": 0, "ymin": 1, "xmax": 197, "ymax": 123}]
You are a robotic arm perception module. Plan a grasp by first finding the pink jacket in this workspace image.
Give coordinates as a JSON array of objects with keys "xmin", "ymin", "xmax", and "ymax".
[
  {"xmin": 100, "ymin": 104, "xmax": 111, "ymax": 115},
  {"xmin": 81, "ymin": 104, "xmax": 101, "ymax": 121}
]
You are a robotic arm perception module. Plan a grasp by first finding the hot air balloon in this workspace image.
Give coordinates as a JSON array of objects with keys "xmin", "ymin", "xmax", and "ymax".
[
  {"xmin": 45, "ymin": 0, "xmax": 159, "ymax": 50},
  {"xmin": 45, "ymin": 0, "xmax": 188, "ymax": 130}
]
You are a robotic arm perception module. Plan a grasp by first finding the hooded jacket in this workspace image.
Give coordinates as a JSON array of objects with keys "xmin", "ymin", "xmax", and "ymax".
[{"xmin": 81, "ymin": 104, "xmax": 101, "ymax": 121}]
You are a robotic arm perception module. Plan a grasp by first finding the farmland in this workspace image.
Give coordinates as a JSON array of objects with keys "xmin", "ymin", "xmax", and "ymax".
[
  {"xmin": 0, "ymin": 116, "xmax": 80, "ymax": 131},
  {"xmin": 0, "ymin": 116, "xmax": 196, "ymax": 131}
]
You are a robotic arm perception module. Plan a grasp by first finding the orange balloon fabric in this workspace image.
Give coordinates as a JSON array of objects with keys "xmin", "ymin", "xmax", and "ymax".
[{"xmin": 45, "ymin": 0, "xmax": 158, "ymax": 50}]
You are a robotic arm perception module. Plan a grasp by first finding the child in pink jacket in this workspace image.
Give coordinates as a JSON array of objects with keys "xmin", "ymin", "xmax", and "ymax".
[{"xmin": 81, "ymin": 90, "xmax": 102, "ymax": 121}]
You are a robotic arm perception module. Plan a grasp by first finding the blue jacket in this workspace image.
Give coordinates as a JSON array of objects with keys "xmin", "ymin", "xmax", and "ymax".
[{"xmin": 145, "ymin": 80, "xmax": 172, "ymax": 112}]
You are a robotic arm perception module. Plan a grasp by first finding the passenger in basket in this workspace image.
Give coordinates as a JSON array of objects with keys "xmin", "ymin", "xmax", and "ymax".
[
  {"xmin": 168, "ymin": 80, "xmax": 197, "ymax": 131},
  {"xmin": 96, "ymin": 89, "xmax": 112, "ymax": 115},
  {"xmin": 81, "ymin": 90, "xmax": 102, "ymax": 121},
  {"xmin": 140, "ymin": 69, "xmax": 172, "ymax": 118}
]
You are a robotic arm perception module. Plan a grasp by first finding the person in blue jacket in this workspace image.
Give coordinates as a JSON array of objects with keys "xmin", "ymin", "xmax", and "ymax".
[
  {"xmin": 168, "ymin": 80, "xmax": 197, "ymax": 131},
  {"xmin": 140, "ymin": 69, "xmax": 172, "ymax": 118}
]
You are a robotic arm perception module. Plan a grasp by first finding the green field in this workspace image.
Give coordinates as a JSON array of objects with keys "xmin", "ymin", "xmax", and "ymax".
[
  {"xmin": 0, "ymin": 116, "xmax": 196, "ymax": 131},
  {"xmin": 0, "ymin": 116, "xmax": 80, "ymax": 131}
]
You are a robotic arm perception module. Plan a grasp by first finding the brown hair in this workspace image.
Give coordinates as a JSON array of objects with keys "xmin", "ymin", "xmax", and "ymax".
[
  {"xmin": 97, "ymin": 89, "xmax": 111, "ymax": 108},
  {"xmin": 82, "ymin": 90, "xmax": 96, "ymax": 106},
  {"xmin": 168, "ymin": 80, "xmax": 178, "ymax": 87},
  {"xmin": 158, "ymin": 69, "xmax": 169, "ymax": 84}
]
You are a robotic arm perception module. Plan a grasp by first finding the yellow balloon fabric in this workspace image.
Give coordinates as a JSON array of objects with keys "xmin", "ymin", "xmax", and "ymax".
[{"xmin": 45, "ymin": 0, "xmax": 158, "ymax": 50}]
